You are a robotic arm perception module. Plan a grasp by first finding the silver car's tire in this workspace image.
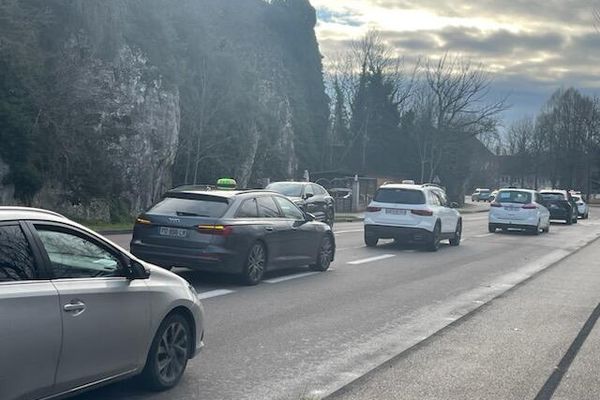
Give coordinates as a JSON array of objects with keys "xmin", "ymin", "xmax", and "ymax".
[{"xmin": 142, "ymin": 314, "xmax": 191, "ymax": 391}]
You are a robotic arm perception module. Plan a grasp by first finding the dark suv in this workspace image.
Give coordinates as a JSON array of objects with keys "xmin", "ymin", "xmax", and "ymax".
[
  {"xmin": 130, "ymin": 188, "xmax": 335, "ymax": 285},
  {"xmin": 265, "ymin": 182, "xmax": 335, "ymax": 226}
]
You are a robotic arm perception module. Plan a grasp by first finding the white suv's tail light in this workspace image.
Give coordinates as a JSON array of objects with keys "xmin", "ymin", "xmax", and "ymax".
[{"xmin": 411, "ymin": 209, "xmax": 433, "ymax": 216}]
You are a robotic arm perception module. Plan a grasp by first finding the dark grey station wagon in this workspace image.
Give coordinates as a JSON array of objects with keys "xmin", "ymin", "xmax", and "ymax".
[{"xmin": 130, "ymin": 188, "xmax": 335, "ymax": 285}]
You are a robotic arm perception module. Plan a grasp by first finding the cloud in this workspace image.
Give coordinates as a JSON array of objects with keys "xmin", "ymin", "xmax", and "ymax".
[{"xmin": 311, "ymin": 0, "xmax": 600, "ymax": 122}]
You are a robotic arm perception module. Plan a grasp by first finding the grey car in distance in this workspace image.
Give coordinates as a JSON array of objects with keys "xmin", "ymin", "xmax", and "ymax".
[{"xmin": 0, "ymin": 207, "xmax": 204, "ymax": 400}]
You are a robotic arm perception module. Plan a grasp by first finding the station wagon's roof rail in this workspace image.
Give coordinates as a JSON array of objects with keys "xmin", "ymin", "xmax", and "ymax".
[{"xmin": 0, "ymin": 206, "xmax": 65, "ymax": 218}]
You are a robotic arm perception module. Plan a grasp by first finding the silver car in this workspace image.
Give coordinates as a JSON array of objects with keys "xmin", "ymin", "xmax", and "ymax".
[{"xmin": 0, "ymin": 207, "xmax": 205, "ymax": 400}]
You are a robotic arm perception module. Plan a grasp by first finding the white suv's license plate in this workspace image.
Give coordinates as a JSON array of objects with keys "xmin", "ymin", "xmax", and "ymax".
[
  {"xmin": 160, "ymin": 227, "xmax": 188, "ymax": 238},
  {"xmin": 386, "ymin": 209, "xmax": 407, "ymax": 215},
  {"xmin": 504, "ymin": 206, "xmax": 520, "ymax": 211}
]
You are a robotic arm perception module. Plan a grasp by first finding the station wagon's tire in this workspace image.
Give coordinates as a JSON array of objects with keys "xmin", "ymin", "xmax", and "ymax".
[
  {"xmin": 310, "ymin": 235, "xmax": 334, "ymax": 272},
  {"xmin": 449, "ymin": 220, "xmax": 462, "ymax": 246},
  {"xmin": 241, "ymin": 243, "xmax": 267, "ymax": 286},
  {"xmin": 141, "ymin": 314, "xmax": 191, "ymax": 391},
  {"xmin": 364, "ymin": 233, "xmax": 379, "ymax": 247},
  {"xmin": 427, "ymin": 222, "xmax": 441, "ymax": 252},
  {"xmin": 584, "ymin": 212, "xmax": 589, "ymax": 220},
  {"xmin": 531, "ymin": 221, "xmax": 541, "ymax": 236},
  {"xmin": 488, "ymin": 224, "xmax": 496, "ymax": 233},
  {"xmin": 566, "ymin": 215, "xmax": 572, "ymax": 225}
]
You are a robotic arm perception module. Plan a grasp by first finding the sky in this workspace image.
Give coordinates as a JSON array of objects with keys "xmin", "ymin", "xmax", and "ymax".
[{"xmin": 311, "ymin": 0, "xmax": 600, "ymax": 125}]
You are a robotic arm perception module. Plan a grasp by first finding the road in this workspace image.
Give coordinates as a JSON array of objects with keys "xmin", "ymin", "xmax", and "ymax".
[{"xmin": 75, "ymin": 211, "xmax": 600, "ymax": 400}]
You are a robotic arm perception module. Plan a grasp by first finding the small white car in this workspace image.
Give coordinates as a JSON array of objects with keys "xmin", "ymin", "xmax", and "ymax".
[
  {"xmin": 489, "ymin": 189, "xmax": 551, "ymax": 234},
  {"xmin": 364, "ymin": 184, "xmax": 462, "ymax": 251},
  {"xmin": 572, "ymin": 194, "xmax": 589, "ymax": 219}
]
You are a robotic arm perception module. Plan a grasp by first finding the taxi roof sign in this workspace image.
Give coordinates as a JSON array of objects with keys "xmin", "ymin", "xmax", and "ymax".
[{"xmin": 216, "ymin": 178, "xmax": 237, "ymax": 189}]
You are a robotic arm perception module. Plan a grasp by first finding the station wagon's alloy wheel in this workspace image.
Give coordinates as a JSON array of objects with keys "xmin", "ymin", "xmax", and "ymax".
[
  {"xmin": 243, "ymin": 243, "xmax": 266, "ymax": 285},
  {"xmin": 310, "ymin": 235, "xmax": 333, "ymax": 271},
  {"xmin": 142, "ymin": 314, "xmax": 191, "ymax": 391}
]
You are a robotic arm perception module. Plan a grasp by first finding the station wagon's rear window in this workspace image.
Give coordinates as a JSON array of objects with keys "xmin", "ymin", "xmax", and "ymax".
[
  {"xmin": 150, "ymin": 195, "xmax": 229, "ymax": 218},
  {"xmin": 374, "ymin": 189, "xmax": 425, "ymax": 205},
  {"xmin": 497, "ymin": 191, "xmax": 532, "ymax": 204}
]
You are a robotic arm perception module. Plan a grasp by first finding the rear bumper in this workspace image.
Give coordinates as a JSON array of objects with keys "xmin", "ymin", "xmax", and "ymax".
[
  {"xmin": 490, "ymin": 222, "xmax": 537, "ymax": 231},
  {"xmin": 365, "ymin": 224, "xmax": 433, "ymax": 242},
  {"xmin": 549, "ymin": 209, "xmax": 570, "ymax": 219},
  {"xmin": 131, "ymin": 241, "xmax": 243, "ymax": 274}
]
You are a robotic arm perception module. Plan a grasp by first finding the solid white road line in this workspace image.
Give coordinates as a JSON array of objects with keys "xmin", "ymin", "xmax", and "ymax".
[
  {"xmin": 348, "ymin": 254, "xmax": 396, "ymax": 265},
  {"xmin": 197, "ymin": 289, "xmax": 235, "ymax": 300},
  {"xmin": 264, "ymin": 272, "xmax": 320, "ymax": 284}
]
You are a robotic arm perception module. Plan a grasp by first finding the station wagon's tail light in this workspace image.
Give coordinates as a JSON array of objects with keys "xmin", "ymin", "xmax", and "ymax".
[
  {"xmin": 366, "ymin": 207, "xmax": 382, "ymax": 212},
  {"xmin": 197, "ymin": 224, "xmax": 233, "ymax": 237},
  {"xmin": 411, "ymin": 209, "xmax": 433, "ymax": 216},
  {"xmin": 136, "ymin": 217, "xmax": 152, "ymax": 225},
  {"xmin": 522, "ymin": 203, "xmax": 537, "ymax": 209},
  {"xmin": 490, "ymin": 202, "xmax": 502, "ymax": 207}
]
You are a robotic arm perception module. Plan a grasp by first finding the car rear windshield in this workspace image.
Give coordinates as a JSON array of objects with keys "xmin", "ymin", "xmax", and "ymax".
[
  {"xmin": 374, "ymin": 188, "xmax": 425, "ymax": 204},
  {"xmin": 541, "ymin": 192, "xmax": 566, "ymax": 201},
  {"xmin": 497, "ymin": 190, "xmax": 532, "ymax": 204},
  {"xmin": 149, "ymin": 195, "xmax": 229, "ymax": 217},
  {"xmin": 267, "ymin": 182, "xmax": 304, "ymax": 197}
]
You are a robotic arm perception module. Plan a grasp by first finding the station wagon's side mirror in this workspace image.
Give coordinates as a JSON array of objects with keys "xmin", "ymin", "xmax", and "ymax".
[
  {"xmin": 304, "ymin": 192, "xmax": 314, "ymax": 200},
  {"xmin": 305, "ymin": 212, "xmax": 316, "ymax": 222}
]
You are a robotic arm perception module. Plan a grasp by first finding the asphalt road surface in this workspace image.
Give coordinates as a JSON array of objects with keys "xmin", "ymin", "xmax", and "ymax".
[{"xmin": 74, "ymin": 211, "xmax": 600, "ymax": 400}]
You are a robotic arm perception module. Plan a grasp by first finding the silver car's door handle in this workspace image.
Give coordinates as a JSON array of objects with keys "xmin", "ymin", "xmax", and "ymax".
[
  {"xmin": 63, "ymin": 301, "xmax": 86, "ymax": 313},
  {"xmin": 265, "ymin": 226, "xmax": 274, "ymax": 232}
]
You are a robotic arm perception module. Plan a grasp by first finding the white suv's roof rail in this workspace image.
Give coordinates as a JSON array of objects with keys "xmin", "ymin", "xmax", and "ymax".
[
  {"xmin": 0, "ymin": 206, "xmax": 65, "ymax": 219},
  {"xmin": 421, "ymin": 183, "xmax": 444, "ymax": 190}
]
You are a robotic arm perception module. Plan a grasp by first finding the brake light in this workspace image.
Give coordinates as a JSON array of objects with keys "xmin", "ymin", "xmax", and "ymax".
[
  {"xmin": 197, "ymin": 224, "xmax": 233, "ymax": 236},
  {"xmin": 411, "ymin": 209, "xmax": 433, "ymax": 216},
  {"xmin": 367, "ymin": 207, "xmax": 382, "ymax": 212},
  {"xmin": 490, "ymin": 202, "xmax": 502, "ymax": 207},
  {"xmin": 522, "ymin": 203, "xmax": 537, "ymax": 209},
  {"xmin": 136, "ymin": 217, "xmax": 152, "ymax": 225}
]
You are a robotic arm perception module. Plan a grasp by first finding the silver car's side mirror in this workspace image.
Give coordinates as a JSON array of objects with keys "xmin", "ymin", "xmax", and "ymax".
[{"xmin": 127, "ymin": 259, "xmax": 151, "ymax": 280}]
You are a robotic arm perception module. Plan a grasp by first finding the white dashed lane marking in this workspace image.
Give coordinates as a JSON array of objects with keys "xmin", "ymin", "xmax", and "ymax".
[
  {"xmin": 264, "ymin": 272, "xmax": 320, "ymax": 284},
  {"xmin": 197, "ymin": 289, "xmax": 236, "ymax": 300},
  {"xmin": 348, "ymin": 254, "xmax": 396, "ymax": 265}
]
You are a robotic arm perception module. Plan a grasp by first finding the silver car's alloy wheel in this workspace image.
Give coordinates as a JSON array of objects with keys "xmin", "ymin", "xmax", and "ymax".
[{"xmin": 157, "ymin": 321, "xmax": 189, "ymax": 385}]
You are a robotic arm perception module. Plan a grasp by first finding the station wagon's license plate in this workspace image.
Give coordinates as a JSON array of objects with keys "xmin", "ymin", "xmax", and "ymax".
[
  {"xmin": 386, "ymin": 209, "xmax": 407, "ymax": 215},
  {"xmin": 504, "ymin": 206, "xmax": 520, "ymax": 211},
  {"xmin": 159, "ymin": 227, "xmax": 188, "ymax": 238}
]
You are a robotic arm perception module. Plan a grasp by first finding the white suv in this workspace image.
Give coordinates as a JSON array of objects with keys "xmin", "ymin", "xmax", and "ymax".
[{"xmin": 364, "ymin": 184, "xmax": 462, "ymax": 251}]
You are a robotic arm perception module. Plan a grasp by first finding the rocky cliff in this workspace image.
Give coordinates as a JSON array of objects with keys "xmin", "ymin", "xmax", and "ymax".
[{"xmin": 0, "ymin": 0, "xmax": 328, "ymax": 221}]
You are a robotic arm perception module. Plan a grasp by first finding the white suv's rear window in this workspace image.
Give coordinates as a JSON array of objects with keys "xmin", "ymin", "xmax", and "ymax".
[
  {"xmin": 374, "ymin": 189, "xmax": 425, "ymax": 205},
  {"xmin": 497, "ymin": 191, "xmax": 531, "ymax": 204}
]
